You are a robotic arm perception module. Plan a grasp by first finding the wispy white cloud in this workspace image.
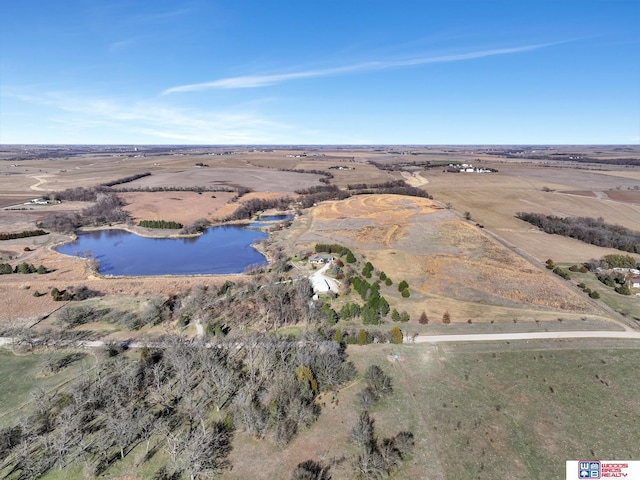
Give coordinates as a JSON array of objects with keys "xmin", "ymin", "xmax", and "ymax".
[
  {"xmin": 2, "ymin": 88, "xmax": 291, "ymax": 143},
  {"xmin": 163, "ymin": 43, "xmax": 559, "ymax": 94},
  {"xmin": 109, "ymin": 39, "xmax": 134, "ymax": 53}
]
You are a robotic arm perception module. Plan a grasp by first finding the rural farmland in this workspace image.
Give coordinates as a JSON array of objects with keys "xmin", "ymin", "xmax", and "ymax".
[{"xmin": 0, "ymin": 144, "xmax": 639, "ymax": 479}]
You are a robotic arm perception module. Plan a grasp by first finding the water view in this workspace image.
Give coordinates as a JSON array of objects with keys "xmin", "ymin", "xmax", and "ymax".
[
  {"xmin": 56, "ymin": 226, "xmax": 268, "ymax": 276},
  {"xmin": 248, "ymin": 214, "xmax": 294, "ymax": 229}
]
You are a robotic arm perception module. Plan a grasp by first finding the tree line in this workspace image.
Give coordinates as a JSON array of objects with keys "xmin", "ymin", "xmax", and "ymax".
[
  {"xmin": 295, "ymin": 180, "xmax": 431, "ymax": 209},
  {"xmin": 99, "ymin": 172, "xmax": 151, "ymax": 187},
  {"xmin": 40, "ymin": 191, "xmax": 130, "ymax": 233},
  {"xmin": 314, "ymin": 243, "xmax": 356, "ymax": 261},
  {"xmin": 138, "ymin": 220, "xmax": 183, "ymax": 229},
  {"xmin": 113, "ymin": 185, "xmax": 250, "ymax": 194},
  {"xmin": 516, "ymin": 212, "xmax": 640, "ymax": 253},
  {"xmin": 0, "ymin": 262, "xmax": 48, "ymax": 275},
  {"xmin": 0, "ymin": 230, "xmax": 48, "ymax": 241}
]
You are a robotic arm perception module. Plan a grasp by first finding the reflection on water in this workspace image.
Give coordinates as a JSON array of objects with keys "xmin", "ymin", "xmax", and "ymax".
[
  {"xmin": 56, "ymin": 226, "xmax": 268, "ymax": 276},
  {"xmin": 249, "ymin": 214, "xmax": 294, "ymax": 229},
  {"xmin": 258, "ymin": 214, "xmax": 293, "ymax": 221}
]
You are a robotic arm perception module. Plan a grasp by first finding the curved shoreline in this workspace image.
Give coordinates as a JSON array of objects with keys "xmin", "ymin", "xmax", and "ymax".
[{"xmin": 51, "ymin": 222, "xmax": 273, "ymax": 278}]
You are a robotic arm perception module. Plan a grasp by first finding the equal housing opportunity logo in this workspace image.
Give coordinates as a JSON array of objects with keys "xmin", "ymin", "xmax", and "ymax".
[{"xmin": 566, "ymin": 460, "xmax": 640, "ymax": 479}]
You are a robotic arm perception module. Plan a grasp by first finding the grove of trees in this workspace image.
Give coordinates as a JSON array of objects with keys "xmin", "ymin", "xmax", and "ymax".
[
  {"xmin": 0, "ymin": 333, "xmax": 356, "ymax": 479},
  {"xmin": 516, "ymin": 212, "xmax": 640, "ymax": 253}
]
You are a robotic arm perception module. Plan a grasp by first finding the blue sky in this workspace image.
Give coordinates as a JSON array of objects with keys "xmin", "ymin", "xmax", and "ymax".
[{"xmin": 1, "ymin": 0, "xmax": 638, "ymax": 144}]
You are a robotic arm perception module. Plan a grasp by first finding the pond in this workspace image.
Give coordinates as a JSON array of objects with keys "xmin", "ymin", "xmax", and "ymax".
[
  {"xmin": 55, "ymin": 226, "xmax": 268, "ymax": 276},
  {"xmin": 248, "ymin": 214, "xmax": 294, "ymax": 229}
]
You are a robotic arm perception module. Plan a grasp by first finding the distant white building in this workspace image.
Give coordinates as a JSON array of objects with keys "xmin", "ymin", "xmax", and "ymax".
[{"xmin": 25, "ymin": 198, "xmax": 49, "ymax": 205}]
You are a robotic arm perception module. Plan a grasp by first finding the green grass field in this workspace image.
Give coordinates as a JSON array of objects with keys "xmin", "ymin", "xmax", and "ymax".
[
  {"xmin": 0, "ymin": 348, "xmax": 94, "ymax": 428},
  {"xmin": 347, "ymin": 343, "xmax": 640, "ymax": 480},
  {"xmin": 4, "ymin": 342, "xmax": 639, "ymax": 480},
  {"xmin": 567, "ymin": 269, "xmax": 640, "ymax": 324}
]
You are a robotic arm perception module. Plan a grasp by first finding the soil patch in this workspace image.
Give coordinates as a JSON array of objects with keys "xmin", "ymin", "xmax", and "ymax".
[
  {"xmin": 558, "ymin": 190, "xmax": 597, "ymax": 197},
  {"xmin": 604, "ymin": 189, "xmax": 640, "ymax": 204},
  {"xmin": 120, "ymin": 191, "xmax": 237, "ymax": 224}
]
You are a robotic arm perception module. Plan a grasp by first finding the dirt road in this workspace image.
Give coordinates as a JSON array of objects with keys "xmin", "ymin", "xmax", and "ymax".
[
  {"xmin": 2, "ymin": 330, "xmax": 639, "ymax": 350},
  {"xmin": 413, "ymin": 330, "xmax": 640, "ymax": 343}
]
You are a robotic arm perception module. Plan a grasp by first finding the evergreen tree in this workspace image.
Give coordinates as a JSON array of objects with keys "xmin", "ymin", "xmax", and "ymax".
[{"xmin": 390, "ymin": 326, "xmax": 403, "ymax": 344}]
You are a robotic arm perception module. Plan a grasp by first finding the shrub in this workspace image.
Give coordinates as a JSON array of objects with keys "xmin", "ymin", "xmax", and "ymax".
[
  {"xmin": 589, "ymin": 290, "xmax": 601, "ymax": 299},
  {"xmin": 51, "ymin": 288, "xmax": 73, "ymax": 301},
  {"xmin": 390, "ymin": 326, "xmax": 403, "ymax": 344},
  {"xmin": 15, "ymin": 262, "xmax": 36, "ymax": 274},
  {"xmin": 385, "ymin": 277, "xmax": 393, "ymax": 286},
  {"xmin": 602, "ymin": 254, "xmax": 637, "ymax": 269},
  {"xmin": 552, "ymin": 266, "xmax": 570, "ymax": 280},
  {"xmin": 397, "ymin": 280, "xmax": 409, "ymax": 292},
  {"xmin": 321, "ymin": 304, "xmax": 337, "ymax": 325},
  {"xmin": 400, "ymin": 288, "xmax": 410, "ymax": 298},
  {"xmin": 357, "ymin": 386, "xmax": 378, "ymax": 408},
  {"xmin": 418, "ymin": 311, "xmax": 429, "ymax": 324},
  {"xmin": 615, "ymin": 284, "xmax": 631, "ymax": 295},
  {"xmin": 364, "ymin": 365, "xmax": 393, "ymax": 396},
  {"xmin": 290, "ymin": 460, "xmax": 331, "ymax": 480},
  {"xmin": 333, "ymin": 329, "xmax": 343, "ymax": 343}
]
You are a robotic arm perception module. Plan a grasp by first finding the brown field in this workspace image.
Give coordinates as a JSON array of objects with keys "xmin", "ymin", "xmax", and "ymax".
[
  {"xmin": 1, "ymin": 145, "xmax": 639, "ymax": 479},
  {"xmin": 121, "ymin": 166, "xmax": 323, "ymax": 193},
  {"xmin": 1, "ymin": 145, "xmax": 640, "ymax": 327},
  {"xmin": 604, "ymin": 189, "xmax": 640, "ymax": 203},
  {"xmin": 120, "ymin": 191, "xmax": 238, "ymax": 224},
  {"xmin": 291, "ymin": 194, "xmax": 605, "ymax": 323},
  {"xmin": 424, "ymin": 165, "xmax": 640, "ymax": 263}
]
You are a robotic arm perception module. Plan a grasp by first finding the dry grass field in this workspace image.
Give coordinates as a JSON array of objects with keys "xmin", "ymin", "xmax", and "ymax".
[
  {"xmin": 292, "ymin": 194, "xmax": 603, "ymax": 323},
  {"xmin": 120, "ymin": 191, "xmax": 238, "ymax": 224},
  {"xmin": 1, "ymin": 146, "xmax": 639, "ymax": 480},
  {"xmin": 424, "ymin": 165, "xmax": 640, "ymax": 263},
  {"xmin": 1, "ymin": 145, "xmax": 639, "ymax": 328}
]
